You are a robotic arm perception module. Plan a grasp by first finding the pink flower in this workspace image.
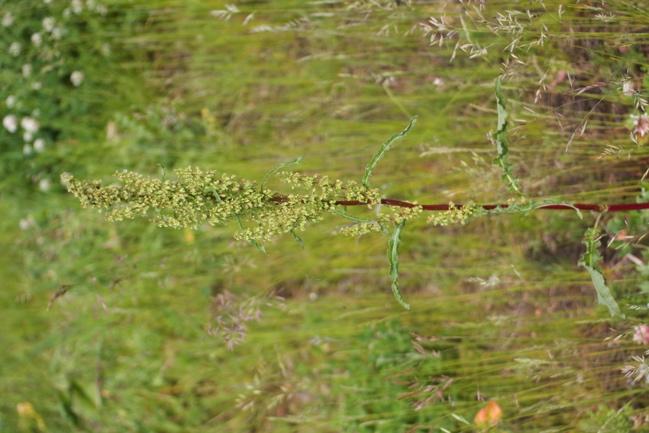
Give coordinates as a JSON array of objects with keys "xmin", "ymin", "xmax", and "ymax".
[
  {"xmin": 634, "ymin": 115, "xmax": 649, "ymax": 138},
  {"xmin": 633, "ymin": 325, "xmax": 649, "ymax": 345}
]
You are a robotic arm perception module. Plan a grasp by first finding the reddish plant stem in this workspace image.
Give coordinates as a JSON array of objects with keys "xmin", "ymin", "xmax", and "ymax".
[
  {"xmin": 334, "ymin": 199, "xmax": 649, "ymax": 213},
  {"xmin": 270, "ymin": 195, "xmax": 649, "ymax": 212}
]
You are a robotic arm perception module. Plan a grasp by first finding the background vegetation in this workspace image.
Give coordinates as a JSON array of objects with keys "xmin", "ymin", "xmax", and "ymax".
[{"xmin": 2, "ymin": 0, "xmax": 649, "ymax": 431}]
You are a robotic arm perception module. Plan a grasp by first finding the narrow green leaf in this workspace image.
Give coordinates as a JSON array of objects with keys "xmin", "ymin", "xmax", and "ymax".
[
  {"xmin": 290, "ymin": 229, "xmax": 304, "ymax": 247},
  {"xmin": 494, "ymin": 77, "xmax": 522, "ymax": 194},
  {"xmin": 580, "ymin": 227, "xmax": 624, "ymax": 318},
  {"xmin": 363, "ymin": 117, "xmax": 417, "ymax": 188},
  {"xmin": 261, "ymin": 156, "xmax": 303, "ymax": 187},
  {"xmin": 331, "ymin": 208, "xmax": 374, "ymax": 224},
  {"xmin": 583, "ymin": 265, "xmax": 623, "ymax": 318},
  {"xmin": 388, "ymin": 220, "xmax": 410, "ymax": 310}
]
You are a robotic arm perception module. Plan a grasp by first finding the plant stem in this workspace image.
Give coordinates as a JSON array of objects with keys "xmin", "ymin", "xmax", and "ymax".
[
  {"xmin": 336, "ymin": 199, "xmax": 649, "ymax": 213},
  {"xmin": 270, "ymin": 194, "xmax": 649, "ymax": 212}
]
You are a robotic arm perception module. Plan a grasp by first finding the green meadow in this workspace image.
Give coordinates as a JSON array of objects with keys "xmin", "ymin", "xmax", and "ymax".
[{"xmin": 2, "ymin": 1, "xmax": 649, "ymax": 432}]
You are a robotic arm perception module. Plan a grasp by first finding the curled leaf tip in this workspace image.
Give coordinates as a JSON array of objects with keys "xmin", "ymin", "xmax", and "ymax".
[{"xmin": 363, "ymin": 117, "xmax": 417, "ymax": 188}]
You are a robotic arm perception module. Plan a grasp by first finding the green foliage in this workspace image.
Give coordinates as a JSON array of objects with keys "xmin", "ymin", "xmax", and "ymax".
[
  {"xmin": 63, "ymin": 167, "xmax": 636, "ymax": 314},
  {"xmin": 427, "ymin": 202, "xmax": 482, "ymax": 226},
  {"xmin": 6, "ymin": 1, "xmax": 649, "ymax": 432},
  {"xmin": 108, "ymin": 106, "xmax": 217, "ymax": 168},
  {"xmin": 0, "ymin": 0, "xmax": 149, "ymax": 186},
  {"xmin": 337, "ymin": 321, "xmax": 454, "ymax": 433},
  {"xmin": 577, "ymin": 406, "xmax": 633, "ymax": 433}
]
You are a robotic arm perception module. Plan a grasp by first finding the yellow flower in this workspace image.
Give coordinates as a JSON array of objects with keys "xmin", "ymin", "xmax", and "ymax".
[{"xmin": 16, "ymin": 402, "xmax": 46, "ymax": 432}]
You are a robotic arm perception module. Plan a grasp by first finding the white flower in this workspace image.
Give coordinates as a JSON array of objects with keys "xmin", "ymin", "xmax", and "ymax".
[
  {"xmin": 33, "ymin": 138, "xmax": 46, "ymax": 152},
  {"xmin": 622, "ymin": 355, "xmax": 649, "ymax": 385},
  {"xmin": 6, "ymin": 95, "xmax": 16, "ymax": 108},
  {"xmin": 71, "ymin": 0, "xmax": 83, "ymax": 14},
  {"xmin": 38, "ymin": 178, "xmax": 51, "ymax": 192},
  {"xmin": 210, "ymin": 4, "xmax": 239, "ymax": 20},
  {"xmin": 9, "ymin": 42, "xmax": 21, "ymax": 56},
  {"xmin": 2, "ymin": 12, "xmax": 14, "ymax": 27},
  {"xmin": 70, "ymin": 70, "xmax": 84, "ymax": 86},
  {"xmin": 31, "ymin": 33, "xmax": 42, "ymax": 47},
  {"xmin": 52, "ymin": 27, "xmax": 63, "ymax": 40},
  {"xmin": 23, "ymin": 131, "xmax": 33, "ymax": 142},
  {"xmin": 623, "ymin": 79, "xmax": 635, "ymax": 96},
  {"xmin": 23, "ymin": 144, "xmax": 33, "ymax": 155},
  {"xmin": 3, "ymin": 115, "xmax": 17, "ymax": 133},
  {"xmin": 22, "ymin": 64, "xmax": 32, "ymax": 78},
  {"xmin": 42, "ymin": 17, "xmax": 55, "ymax": 32},
  {"xmin": 21, "ymin": 117, "xmax": 39, "ymax": 134},
  {"xmin": 31, "ymin": 82, "xmax": 42, "ymax": 91},
  {"xmin": 19, "ymin": 216, "xmax": 35, "ymax": 231}
]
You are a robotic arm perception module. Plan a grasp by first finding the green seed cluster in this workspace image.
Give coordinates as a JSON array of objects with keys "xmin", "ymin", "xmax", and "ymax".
[
  {"xmin": 62, "ymin": 167, "xmax": 274, "ymax": 230},
  {"xmin": 338, "ymin": 205, "xmax": 423, "ymax": 237},
  {"xmin": 281, "ymin": 171, "xmax": 382, "ymax": 205},
  {"xmin": 379, "ymin": 204, "xmax": 423, "ymax": 225},
  {"xmin": 62, "ymin": 168, "xmax": 384, "ymax": 243},
  {"xmin": 235, "ymin": 172, "xmax": 382, "ymax": 242},
  {"xmin": 233, "ymin": 197, "xmax": 325, "ymax": 242},
  {"xmin": 338, "ymin": 220, "xmax": 383, "ymax": 237},
  {"xmin": 427, "ymin": 202, "xmax": 480, "ymax": 227},
  {"xmin": 63, "ymin": 167, "xmax": 484, "ymax": 244}
]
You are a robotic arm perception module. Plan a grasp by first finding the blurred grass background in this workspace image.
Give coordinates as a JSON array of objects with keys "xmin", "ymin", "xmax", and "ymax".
[{"xmin": 2, "ymin": 0, "xmax": 649, "ymax": 431}]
